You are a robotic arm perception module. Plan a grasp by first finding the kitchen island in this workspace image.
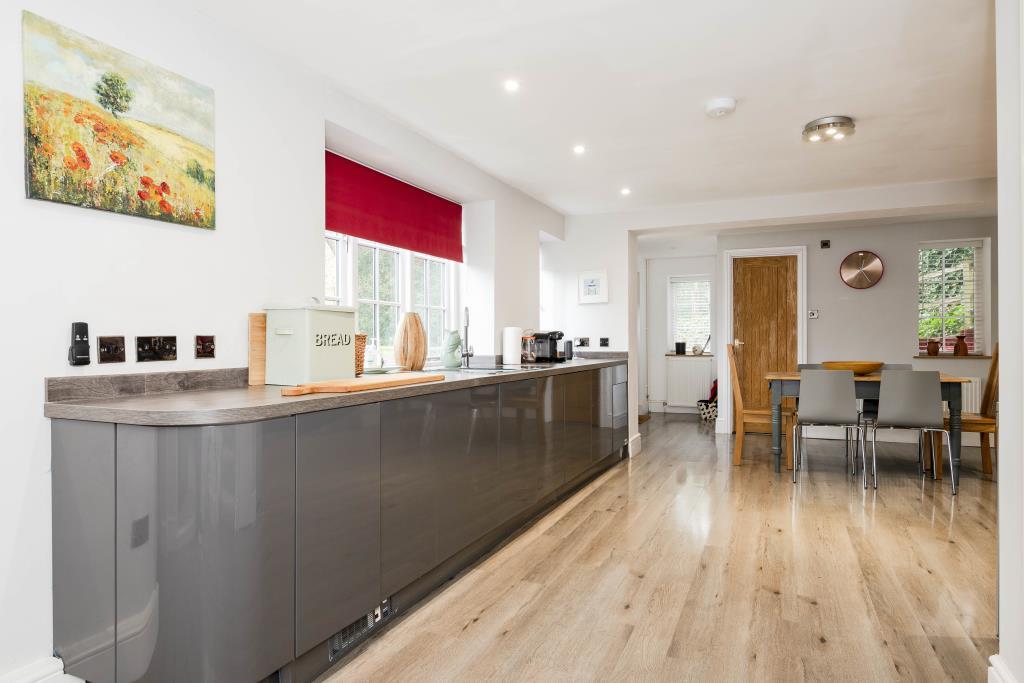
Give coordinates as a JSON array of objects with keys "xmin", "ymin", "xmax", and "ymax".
[{"xmin": 46, "ymin": 359, "xmax": 628, "ymax": 683}]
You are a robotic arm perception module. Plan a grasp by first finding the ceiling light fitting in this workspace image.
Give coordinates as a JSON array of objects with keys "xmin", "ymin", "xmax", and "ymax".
[
  {"xmin": 803, "ymin": 115, "xmax": 855, "ymax": 142},
  {"xmin": 620, "ymin": 187, "xmax": 631, "ymax": 196},
  {"xmin": 503, "ymin": 79, "xmax": 520, "ymax": 93},
  {"xmin": 573, "ymin": 144, "xmax": 586, "ymax": 155},
  {"xmin": 705, "ymin": 97, "xmax": 737, "ymax": 118}
]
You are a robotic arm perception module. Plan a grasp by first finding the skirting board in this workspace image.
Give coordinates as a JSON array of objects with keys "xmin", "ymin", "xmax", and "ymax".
[
  {"xmin": 990, "ymin": 655, "xmax": 1018, "ymax": 683},
  {"xmin": 0, "ymin": 657, "xmax": 74, "ymax": 683},
  {"xmin": 629, "ymin": 433, "xmax": 642, "ymax": 457}
]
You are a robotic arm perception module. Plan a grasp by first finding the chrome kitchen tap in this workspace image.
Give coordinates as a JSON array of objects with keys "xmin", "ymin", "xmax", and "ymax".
[{"xmin": 461, "ymin": 306, "xmax": 474, "ymax": 368}]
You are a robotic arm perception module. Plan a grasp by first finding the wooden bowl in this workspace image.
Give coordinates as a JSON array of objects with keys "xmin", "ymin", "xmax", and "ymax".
[{"xmin": 821, "ymin": 361, "xmax": 884, "ymax": 375}]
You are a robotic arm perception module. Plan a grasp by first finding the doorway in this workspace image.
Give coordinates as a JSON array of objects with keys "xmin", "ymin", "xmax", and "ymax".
[{"xmin": 717, "ymin": 246, "xmax": 806, "ymax": 433}]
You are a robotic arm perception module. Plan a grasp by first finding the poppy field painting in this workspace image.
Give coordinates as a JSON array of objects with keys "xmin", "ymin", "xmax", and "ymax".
[{"xmin": 22, "ymin": 12, "xmax": 215, "ymax": 229}]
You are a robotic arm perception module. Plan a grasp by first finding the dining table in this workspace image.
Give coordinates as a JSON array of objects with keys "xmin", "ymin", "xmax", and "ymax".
[{"xmin": 765, "ymin": 371, "xmax": 973, "ymax": 488}]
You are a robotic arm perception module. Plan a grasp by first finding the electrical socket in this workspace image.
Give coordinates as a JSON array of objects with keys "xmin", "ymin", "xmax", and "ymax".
[
  {"xmin": 98, "ymin": 336, "xmax": 126, "ymax": 363},
  {"xmin": 136, "ymin": 336, "xmax": 177, "ymax": 362}
]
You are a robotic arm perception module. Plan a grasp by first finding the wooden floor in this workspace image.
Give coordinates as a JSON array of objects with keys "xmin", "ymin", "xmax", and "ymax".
[{"xmin": 321, "ymin": 414, "xmax": 998, "ymax": 682}]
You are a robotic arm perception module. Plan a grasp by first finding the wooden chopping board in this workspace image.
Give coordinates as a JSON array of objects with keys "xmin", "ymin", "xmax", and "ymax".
[{"xmin": 281, "ymin": 372, "xmax": 445, "ymax": 396}]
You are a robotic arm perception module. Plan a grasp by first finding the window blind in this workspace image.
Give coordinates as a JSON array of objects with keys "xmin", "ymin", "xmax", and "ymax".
[
  {"xmin": 669, "ymin": 277, "xmax": 711, "ymax": 350},
  {"xmin": 325, "ymin": 150, "xmax": 463, "ymax": 262}
]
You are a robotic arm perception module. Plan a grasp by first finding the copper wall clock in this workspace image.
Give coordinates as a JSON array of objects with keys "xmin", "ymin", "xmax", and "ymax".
[{"xmin": 839, "ymin": 251, "xmax": 884, "ymax": 289}]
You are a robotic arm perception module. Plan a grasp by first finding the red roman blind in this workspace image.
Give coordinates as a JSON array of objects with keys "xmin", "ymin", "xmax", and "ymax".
[{"xmin": 325, "ymin": 151, "xmax": 463, "ymax": 262}]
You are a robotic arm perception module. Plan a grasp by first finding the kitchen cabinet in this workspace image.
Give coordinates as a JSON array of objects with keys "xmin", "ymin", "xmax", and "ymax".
[
  {"xmin": 115, "ymin": 419, "xmax": 295, "ymax": 683},
  {"xmin": 381, "ymin": 386, "xmax": 502, "ymax": 595},
  {"xmin": 295, "ymin": 404, "xmax": 380, "ymax": 656},
  {"xmin": 561, "ymin": 370, "xmax": 593, "ymax": 481},
  {"xmin": 593, "ymin": 365, "xmax": 629, "ymax": 462},
  {"xmin": 50, "ymin": 362, "xmax": 626, "ymax": 683},
  {"xmin": 52, "ymin": 420, "xmax": 116, "ymax": 683},
  {"xmin": 436, "ymin": 385, "xmax": 501, "ymax": 561},
  {"xmin": 499, "ymin": 377, "xmax": 562, "ymax": 520}
]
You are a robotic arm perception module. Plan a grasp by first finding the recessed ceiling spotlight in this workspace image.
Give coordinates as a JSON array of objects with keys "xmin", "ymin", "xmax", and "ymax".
[
  {"xmin": 573, "ymin": 144, "xmax": 586, "ymax": 155},
  {"xmin": 503, "ymin": 79, "xmax": 520, "ymax": 93},
  {"xmin": 620, "ymin": 187, "xmax": 632, "ymax": 196},
  {"xmin": 705, "ymin": 97, "xmax": 737, "ymax": 118},
  {"xmin": 803, "ymin": 115, "xmax": 855, "ymax": 143}
]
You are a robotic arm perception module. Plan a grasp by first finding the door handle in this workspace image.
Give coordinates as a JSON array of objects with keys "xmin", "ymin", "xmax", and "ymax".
[{"xmin": 734, "ymin": 339, "xmax": 744, "ymax": 346}]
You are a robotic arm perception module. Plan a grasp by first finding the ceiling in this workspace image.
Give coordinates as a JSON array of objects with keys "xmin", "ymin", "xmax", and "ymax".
[{"xmin": 193, "ymin": 0, "xmax": 996, "ymax": 216}]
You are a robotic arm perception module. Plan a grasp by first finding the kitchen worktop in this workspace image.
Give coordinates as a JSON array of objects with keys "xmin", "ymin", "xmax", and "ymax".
[{"xmin": 43, "ymin": 358, "xmax": 626, "ymax": 426}]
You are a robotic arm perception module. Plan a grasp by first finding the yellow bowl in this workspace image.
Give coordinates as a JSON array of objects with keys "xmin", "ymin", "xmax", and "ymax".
[{"xmin": 821, "ymin": 361, "xmax": 884, "ymax": 375}]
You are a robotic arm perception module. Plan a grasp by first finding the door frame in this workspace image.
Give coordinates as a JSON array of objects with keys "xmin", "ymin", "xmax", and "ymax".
[{"xmin": 716, "ymin": 245, "xmax": 808, "ymax": 434}]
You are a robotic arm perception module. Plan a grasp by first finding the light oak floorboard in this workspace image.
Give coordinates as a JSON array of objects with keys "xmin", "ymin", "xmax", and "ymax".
[{"xmin": 320, "ymin": 415, "xmax": 997, "ymax": 682}]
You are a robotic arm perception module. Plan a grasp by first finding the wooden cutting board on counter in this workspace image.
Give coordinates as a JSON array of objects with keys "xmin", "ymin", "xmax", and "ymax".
[{"xmin": 281, "ymin": 372, "xmax": 445, "ymax": 396}]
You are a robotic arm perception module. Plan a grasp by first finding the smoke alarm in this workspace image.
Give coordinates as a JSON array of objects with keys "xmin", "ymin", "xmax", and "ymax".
[{"xmin": 705, "ymin": 97, "xmax": 736, "ymax": 118}]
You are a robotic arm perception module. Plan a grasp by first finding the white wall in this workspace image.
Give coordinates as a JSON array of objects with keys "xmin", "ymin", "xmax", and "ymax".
[
  {"xmin": 0, "ymin": 2, "xmax": 561, "ymax": 677},
  {"xmin": 540, "ymin": 222, "xmax": 631, "ymax": 348},
  {"xmin": 644, "ymin": 256, "xmax": 717, "ymax": 411},
  {"xmin": 993, "ymin": 0, "xmax": 1022, "ymax": 680}
]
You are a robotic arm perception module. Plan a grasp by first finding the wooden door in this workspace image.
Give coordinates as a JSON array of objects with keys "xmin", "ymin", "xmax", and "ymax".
[{"xmin": 732, "ymin": 256, "xmax": 797, "ymax": 426}]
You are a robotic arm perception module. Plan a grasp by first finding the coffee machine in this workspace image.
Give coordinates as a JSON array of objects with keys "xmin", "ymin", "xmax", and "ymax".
[{"xmin": 532, "ymin": 330, "xmax": 565, "ymax": 363}]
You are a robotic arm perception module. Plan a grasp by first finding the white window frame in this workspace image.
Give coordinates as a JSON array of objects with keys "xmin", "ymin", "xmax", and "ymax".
[
  {"xmin": 324, "ymin": 231, "xmax": 458, "ymax": 361},
  {"xmin": 666, "ymin": 274, "xmax": 712, "ymax": 351},
  {"xmin": 917, "ymin": 238, "xmax": 990, "ymax": 355},
  {"xmin": 323, "ymin": 231, "xmax": 347, "ymax": 305}
]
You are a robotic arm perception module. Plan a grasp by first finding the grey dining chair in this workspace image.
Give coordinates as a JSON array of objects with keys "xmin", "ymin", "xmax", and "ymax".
[
  {"xmin": 860, "ymin": 363, "xmax": 914, "ymax": 427},
  {"xmin": 793, "ymin": 370, "xmax": 862, "ymax": 484},
  {"xmin": 872, "ymin": 370, "xmax": 955, "ymax": 494}
]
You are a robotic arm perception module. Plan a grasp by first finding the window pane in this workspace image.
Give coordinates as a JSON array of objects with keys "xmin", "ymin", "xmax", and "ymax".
[
  {"xmin": 378, "ymin": 250, "xmax": 398, "ymax": 302},
  {"xmin": 918, "ymin": 317, "xmax": 943, "ymax": 343},
  {"xmin": 412, "ymin": 257, "xmax": 426, "ymax": 306},
  {"xmin": 669, "ymin": 278, "xmax": 711, "ymax": 349},
  {"xmin": 357, "ymin": 302, "xmax": 375, "ymax": 340},
  {"xmin": 428, "ymin": 308, "xmax": 443, "ymax": 353},
  {"xmin": 429, "ymin": 261, "xmax": 444, "ymax": 307},
  {"xmin": 357, "ymin": 245, "xmax": 374, "ymax": 300},
  {"xmin": 379, "ymin": 305, "xmax": 399, "ymax": 364},
  {"xmin": 324, "ymin": 238, "xmax": 339, "ymax": 300}
]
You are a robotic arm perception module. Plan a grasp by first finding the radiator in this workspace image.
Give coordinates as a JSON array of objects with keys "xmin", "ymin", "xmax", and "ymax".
[
  {"xmin": 666, "ymin": 355, "xmax": 715, "ymax": 408},
  {"xmin": 962, "ymin": 376, "xmax": 981, "ymax": 414}
]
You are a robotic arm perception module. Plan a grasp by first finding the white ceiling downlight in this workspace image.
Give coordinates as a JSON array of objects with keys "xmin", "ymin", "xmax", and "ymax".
[
  {"xmin": 573, "ymin": 144, "xmax": 586, "ymax": 155},
  {"xmin": 503, "ymin": 79, "xmax": 520, "ymax": 93},
  {"xmin": 620, "ymin": 187, "xmax": 631, "ymax": 196},
  {"xmin": 804, "ymin": 115, "xmax": 855, "ymax": 142},
  {"xmin": 705, "ymin": 97, "xmax": 737, "ymax": 118}
]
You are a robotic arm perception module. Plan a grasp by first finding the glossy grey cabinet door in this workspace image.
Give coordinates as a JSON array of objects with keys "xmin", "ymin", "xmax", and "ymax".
[
  {"xmin": 436, "ymin": 385, "xmax": 501, "ymax": 560},
  {"xmin": 381, "ymin": 393, "xmax": 443, "ymax": 595},
  {"xmin": 116, "ymin": 419, "xmax": 295, "ymax": 682},
  {"xmin": 296, "ymin": 404, "xmax": 380, "ymax": 657},
  {"xmin": 499, "ymin": 377, "xmax": 561, "ymax": 519},
  {"xmin": 593, "ymin": 365, "xmax": 627, "ymax": 461},
  {"xmin": 52, "ymin": 419, "xmax": 116, "ymax": 683},
  {"xmin": 561, "ymin": 371, "xmax": 593, "ymax": 481}
]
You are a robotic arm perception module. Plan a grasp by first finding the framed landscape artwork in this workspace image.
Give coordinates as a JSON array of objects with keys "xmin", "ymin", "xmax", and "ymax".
[{"xmin": 22, "ymin": 12, "xmax": 215, "ymax": 229}]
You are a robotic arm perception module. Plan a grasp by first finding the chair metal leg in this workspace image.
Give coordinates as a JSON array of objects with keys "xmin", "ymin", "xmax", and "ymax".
[
  {"xmin": 870, "ymin": 426, "xmax": 878, "ymax": 489},
  {"xmin": 942, "ymin": 430, "xmax": 956, "ymax": 495},
  {"xmin": 916, "ymin": 430, "xmax": 924, "ymax": 477},
  {"xmin": 792, "ymin": 423, "xmax": 799, "ymax": 484}
]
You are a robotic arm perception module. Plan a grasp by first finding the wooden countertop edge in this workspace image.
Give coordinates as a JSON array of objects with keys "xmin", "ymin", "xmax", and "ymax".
[
  {"xmin": 764, "ymin": 372, "xmax": 974, "ymax": 382},
  {"xmin": 44, "ymin": 359, "xmax": 627, "ymax": 427}
]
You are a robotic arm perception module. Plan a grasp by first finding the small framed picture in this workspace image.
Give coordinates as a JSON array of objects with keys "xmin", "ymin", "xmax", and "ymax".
[{"xmin": 577, "ymin": 270, "xmax": 608, "ymax": 304}]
